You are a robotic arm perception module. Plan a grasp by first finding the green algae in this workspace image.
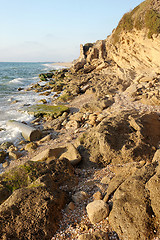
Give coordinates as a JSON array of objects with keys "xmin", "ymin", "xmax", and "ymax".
[
  {"xmin": 0, "ymin": 161, "xmax": 47, "ymax": 192},
  {"xmin": 26, "ymin": 104, "xmax": 69, "ymax": 118}
]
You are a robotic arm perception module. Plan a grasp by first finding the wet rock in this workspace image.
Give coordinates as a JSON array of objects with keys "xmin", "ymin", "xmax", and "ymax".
[
  {"xmin": 0, "ymin": 142, "xmax": 13, "ymax": 150},
  {"xmin": 9, "ymin": 151, "xmax": 22, "ymax": 160},
  {"xmin": 86, "ymin": 200, "xmax": 109, "ymax": 224},
  {"xmin": 0, "ymin": 150, "xmax": 7, "ymax": 163},
  {"xmin": 26, "ymin": 104, "xmax": 69, "ymax": 119}
]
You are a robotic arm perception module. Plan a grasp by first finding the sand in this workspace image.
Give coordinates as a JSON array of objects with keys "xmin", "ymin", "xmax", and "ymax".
[{"xmin": 52, "ymin": 62, "xmax": 73, "ymax": 68}]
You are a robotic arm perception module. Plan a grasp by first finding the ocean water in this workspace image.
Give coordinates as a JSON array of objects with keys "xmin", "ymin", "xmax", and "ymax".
[{"xmin": 0, "ymin": 62, "xmax": 59, "ymax": 145}]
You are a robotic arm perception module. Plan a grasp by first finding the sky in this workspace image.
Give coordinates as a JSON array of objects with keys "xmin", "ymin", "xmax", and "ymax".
[{"xmin": 0, "ymin": 0, "xmax": 144, "ymax": 62}]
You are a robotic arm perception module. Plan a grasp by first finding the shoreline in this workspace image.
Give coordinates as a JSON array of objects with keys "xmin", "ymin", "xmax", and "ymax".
[{"xmin": 51, "ymin": 62, "xmax": 73, "ymax": 68}]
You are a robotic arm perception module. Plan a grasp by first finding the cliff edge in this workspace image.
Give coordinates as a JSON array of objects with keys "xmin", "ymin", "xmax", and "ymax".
[{"xmin": 72, "ymin": 0, "xmax": 160, "ymax": 75}]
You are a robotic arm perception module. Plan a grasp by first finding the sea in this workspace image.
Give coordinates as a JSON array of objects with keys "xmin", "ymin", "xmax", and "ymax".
[{"xmin": 0, "ymin": 62, "xmax": 61, "ymax": 146}]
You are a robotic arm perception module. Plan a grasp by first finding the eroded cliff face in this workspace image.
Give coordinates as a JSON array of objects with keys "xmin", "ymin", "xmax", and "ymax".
[
  {"xmin": 106, "ymin": 29, "xmax": 160, "ymax": 74},
  {"xmin": 72, "ymin": 29, "xmax": 160, "ymax": 76},
  {"xmin": 72, "ymin": 0, "xmax": 160, "ymax": 76}
]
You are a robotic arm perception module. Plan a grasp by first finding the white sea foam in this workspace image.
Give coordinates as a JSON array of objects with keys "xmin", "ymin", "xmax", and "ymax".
[{"xmin": 9, "ymin": 78, "xmax": 25, "ymax": 84}]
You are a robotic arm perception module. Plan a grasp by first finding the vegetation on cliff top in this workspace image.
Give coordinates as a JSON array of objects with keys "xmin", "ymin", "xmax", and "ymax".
[{"xmin": 112, "ymin": 0, "xmax": 160, "ymax": 43}]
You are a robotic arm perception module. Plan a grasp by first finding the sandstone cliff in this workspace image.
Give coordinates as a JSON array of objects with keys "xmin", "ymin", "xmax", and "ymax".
[{"xmin": 72, "ymin": 0, "xmax": 160, "ymax": 76}]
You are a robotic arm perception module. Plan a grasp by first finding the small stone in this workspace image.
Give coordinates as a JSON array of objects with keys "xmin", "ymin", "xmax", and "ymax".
[
  {"xmin": 9, "ymin": 151, "xmax": 22, "ymax": 160},
  {"xmin": 0, "ymin": 142, "xmax": 13, "ymax": 150},
  {"xmin": 2, "ymin": 160, "xmax": 9, "ymax": 168},
  {"xmin": 72, "ymin": 191, "xmax": 89, "ymax": 203},
  {"xmin": 86, "ymin": 200, "xmax": 109, "ymax": 224},
  {"xmin": 93, "ymin": 191, "xmax": 103, "ymax": 200},
  {"xmin": 65, "ymin": 120, "xmax": 80, "ymax": 130},
  {"xmin": 68, "ymin": 202, "xmax": 75, "ymax": 211},
  {"xmin": 37, "ymin": 134, "xmax": 52, "ymax": 144},
  {"xmin": 78, "ymin": 231, "xmax": 109, "ymax": 240},
  {"xmin": 25, "ymin": 142, "xmax": 38, "ymax": 152}
]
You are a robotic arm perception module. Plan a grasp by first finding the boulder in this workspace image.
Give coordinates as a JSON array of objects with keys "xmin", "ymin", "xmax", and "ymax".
[
  {"xmin": 60, "ymin": 143, "xmax": 81, "ymax": 166},
  {"xmin": 26, "ymin": 104, "xmax": 69, "ymax": 118},
  {"xmin": 146, "ymin": 164, "xmax": 160, "ymax": 225},
  {"xmin": 109, "ymin": 162, "xmax": 158, "ymax": 240},
  {"xmin": 9, "ymin": 151, "xmax": 22, "ymax": 160},
  {"xmin": 86, "ymin": 200, "xmax": 109, "ymax": 224},
  {"xmin": 0, "ymin": 177, "xmax": 66, "ymax": 240},
  {"xmin": 0, "ymin": 159, "xmax": 77, "ymax": 239},
  {"xmin": 31, "ymin": 147, "xmax": 66, "ymax": 162},
  {"xmin": 82, "ymin": 112, "xmax": 159, "ymax": 165}
]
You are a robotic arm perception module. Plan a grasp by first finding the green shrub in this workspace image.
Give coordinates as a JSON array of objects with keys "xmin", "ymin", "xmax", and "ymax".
[
  {"xmin": 135, "ymin": 17, "xmax": 143, "ymax": 30},
  {"xmin": 113, "ymin": 12, "xmax": 134, "ymax": 44},
  {"xmin": 145, "ymin": 9, "xmax": 160, "ymax": 38}
]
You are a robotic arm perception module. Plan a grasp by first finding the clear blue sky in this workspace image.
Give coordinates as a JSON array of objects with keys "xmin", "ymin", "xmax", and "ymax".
[{"xmin": 0, "ymin": 0, "xmax": 144, "ymax": 62}]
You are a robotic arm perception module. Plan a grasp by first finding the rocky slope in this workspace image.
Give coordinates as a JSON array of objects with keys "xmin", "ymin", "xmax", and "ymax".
[{"xmin": 0, "ymin": 0, "xmax": 160, "ymax": 239}]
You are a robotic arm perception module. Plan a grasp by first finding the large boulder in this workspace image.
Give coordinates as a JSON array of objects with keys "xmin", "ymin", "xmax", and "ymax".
[
  {"xmin": 60, "ymin": 143, "xmax": 82, "ymax": 166},
  {"xmin": 0, "ymin": 175, "xmax": 66, "ymax": 240},
  {"xmin": 0, "ymin": 159, "xmax": 77, "ymax": 239},
  {"xmin": 108, "ymin": 162, "xmax": 158, "ymax": 240},
  {"xmin": 82, "ymin": 112, "xmax": 160, "ymax": 165}
]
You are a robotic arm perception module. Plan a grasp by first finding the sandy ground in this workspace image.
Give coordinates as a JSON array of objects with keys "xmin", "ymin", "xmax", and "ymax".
[{"xmin": 52, "ymin": 62, "xmax": 73, "ymax": 68}]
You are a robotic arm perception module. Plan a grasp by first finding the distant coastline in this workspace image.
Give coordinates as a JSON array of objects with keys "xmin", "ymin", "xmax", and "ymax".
[{"xmin": 51, "ymin": 62, "xmax": 73, "ymax": 68}]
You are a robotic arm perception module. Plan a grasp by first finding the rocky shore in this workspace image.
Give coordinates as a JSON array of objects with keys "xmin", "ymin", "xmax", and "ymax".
[{"xmin": 0, "ymin": 0, "xmax": 160, "ymax": 239}]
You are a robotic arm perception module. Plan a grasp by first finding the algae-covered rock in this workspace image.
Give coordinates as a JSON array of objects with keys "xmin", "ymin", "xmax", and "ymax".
[
  {"xmin": 0, "ymin": 158, "xmax": 77, "ymax": 239},
  {"xmin": 0, "ymin": 150, "xmax": 7, "ymax": 163},
  {"xmin": 39, "ymin": 72, "xmax": 54, "ymax": 81},
  {"xmin": 26, "ymin": 104, "xmax": 69, "ymax": 118}
]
